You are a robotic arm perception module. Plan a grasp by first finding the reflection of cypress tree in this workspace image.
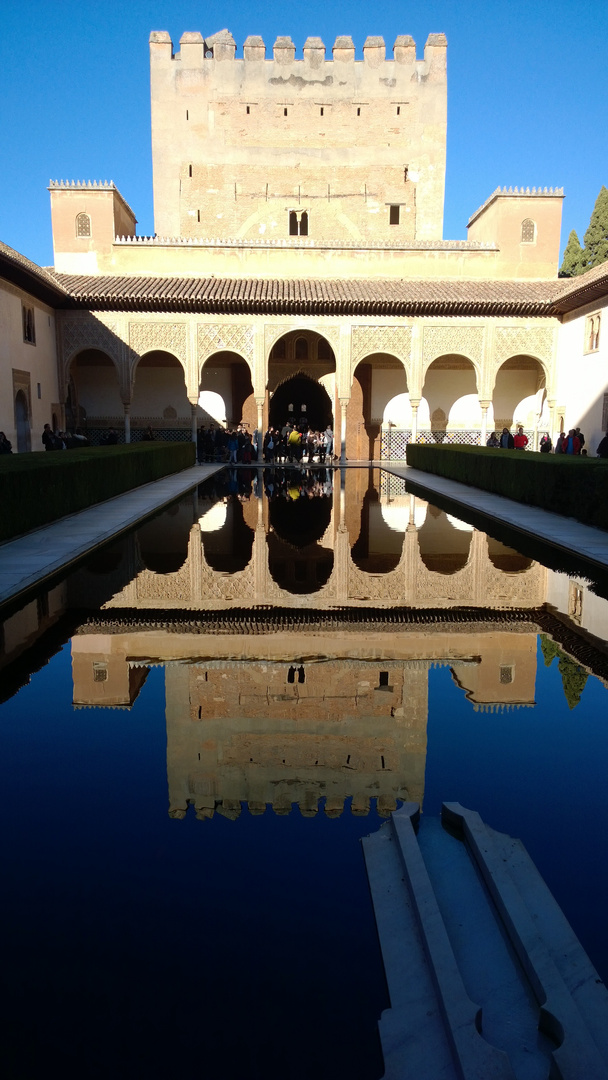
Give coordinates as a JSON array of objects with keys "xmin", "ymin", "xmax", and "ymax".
[
  {"xmin": 557, "ymin": 656, "xmax": 588, "ymax": 710},
  {"xmin": 540, "ymin": 634, "xmax": 560, "ymax": 667}
]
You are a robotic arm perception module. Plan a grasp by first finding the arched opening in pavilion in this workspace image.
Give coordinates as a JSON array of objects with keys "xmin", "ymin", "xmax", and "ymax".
[
  {"xmin": 267, "ymin": 481, "xmax": 334, "ymax": 594},
  {"xmin": 490, "ymin": 356, "xmax": 548, "ymax": 446},
  {"xmin": 199, "ymin": 352, "xmax": 255, "ymax": 432},
  {"xmin": 131, "ymin": 350, "xmax": 190, "ymax": 439},
  {"xmin": 137, "ymin": 500, "xmax": 194, "ymax": 574},
  {"xmin": 419, "ymin": 355, "xmax": 480, "ymax": 441},
  {"xmin": 67, "ymin": 349, "xmax": 123, "ymax": 443},
  {"xmin": 200, "ymin": 499, "xmax": 254, "ymax": 574},
  {"xmin": 351, "ymin": 481, "xmax": 405, "ymax": 574},
  {"xmin": 14, "ymin": 389, "xmax": 31, "ymax": 452},
  {"xmin": 417, "ymin": 506, "xmax": 472, "ymax": 574},
  {"xmin": 267, "ymin": 331, "xmax": 335, "ymax": 434},
  {"xmin": 348, "ymin": 354, "xmax": 409, "ymax": 459},
  {"xmin": 487, "ymin": 536, "xmax": 534, "ymax": 573}
]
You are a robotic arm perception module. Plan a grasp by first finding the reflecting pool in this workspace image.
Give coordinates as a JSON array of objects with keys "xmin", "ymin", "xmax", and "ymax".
[{"xmin": 2, "ymin": 466, "xmax": 608, "ymax": 1079}]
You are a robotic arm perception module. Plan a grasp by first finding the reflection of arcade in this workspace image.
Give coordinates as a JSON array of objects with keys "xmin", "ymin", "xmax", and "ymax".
[
  {"xmin": 100, "ymin": 468, "xmax": 547, "ymax": 609},
  {"xmin": 71, "ymin": 620, "xmax": 539, "ymax": 820},
  {"xmin": 267, "ymin": 475, "xmax": 333, "ymax": 593}
]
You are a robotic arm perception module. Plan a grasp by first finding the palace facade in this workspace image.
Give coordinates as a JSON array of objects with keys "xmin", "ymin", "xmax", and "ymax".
[{"xmin": 1, "ymin": 28, "xmax": 607, "ymax": 456}]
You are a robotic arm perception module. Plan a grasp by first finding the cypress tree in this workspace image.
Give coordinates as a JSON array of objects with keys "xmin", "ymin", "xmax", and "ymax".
[
  {"xmin": 539, "ymin": 634, "xmax": 560, "ymax": 667},
  {"xmin": 582, "ymin": 186, "xmax": 608, "ymax": 270},
  {"xmin": 557, "ymin": 655, "xmax": 588, "ymax": 710},
  {"xmin": 559, "ymin": 230, "xmax": 585, "ymax": 277}
]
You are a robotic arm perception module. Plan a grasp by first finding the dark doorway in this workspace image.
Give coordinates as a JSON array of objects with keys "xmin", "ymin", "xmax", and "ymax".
[
  {"xmin": 15, "ymin": 390, "xmax": 31, "ymax": 453},
  {"xmin": 269, "ymin": 375, "xmax": 332, "ymax": 431}
]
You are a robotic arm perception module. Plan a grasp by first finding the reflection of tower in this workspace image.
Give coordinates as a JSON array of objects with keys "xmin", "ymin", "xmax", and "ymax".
[{"xmin": 165, "ymin": 655, "xmax": 429, "ymax": 820}]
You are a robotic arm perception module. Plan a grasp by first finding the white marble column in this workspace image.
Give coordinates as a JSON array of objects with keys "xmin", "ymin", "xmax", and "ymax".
[
  {"xmin": 256, "ymin": 399, "xmax": 264, "ymax": 462},
  {"xmin": 339, "ymin": 398, "xmax": 349, "ymax": 463},
  {"xmin": 479, "ymin": 400, "xmax": 491, "ymax": 445},
  {"xmin": 123, "ymin": 403, "xmax": 131, "ymax": 444}
]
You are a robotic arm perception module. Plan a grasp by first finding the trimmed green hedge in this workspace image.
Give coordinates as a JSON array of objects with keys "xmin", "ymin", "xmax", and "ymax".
[
  {"xmin": 406, "ymin": 444, "xmax": 608, "ymax": 531},
  {"xmin": 0, "ymin": 442, "xmax": 195, "ymax": 542}
]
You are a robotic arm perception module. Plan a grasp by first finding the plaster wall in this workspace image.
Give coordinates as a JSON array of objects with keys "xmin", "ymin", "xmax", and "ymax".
[
  {"xmin": 54, "ymin": 240, "xmax": 509, "ymax": 280},
  {"xmin": 467, "ymin": 193, "xmax": 563, "ymax": 279},
  {"xmin": 0, "ymin": 279, "xmax": 59, "ymax": 451},
  {"xmin": 556, "ymin": 297, "xmax": 608, "ymax": 451},
  {"xmin": 546, "ymin": 571, "xmax": 608, "ymax": 645}
]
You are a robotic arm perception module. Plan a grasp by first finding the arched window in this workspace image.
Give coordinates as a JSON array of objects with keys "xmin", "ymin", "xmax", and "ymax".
[
  {"xmin": 289, "ymin": 210, "xmax": 309, "ymax": 236},
  {"xmin": 585, "ymin": 313, "xmax": 601, "ymax": 353},
  {"xmin": 521, "ymin": 218, "xmax": 536, "ymax": 243},
  {"xmin": 76, "ymin": 213, "xmax": 91, "ymax": 238}
]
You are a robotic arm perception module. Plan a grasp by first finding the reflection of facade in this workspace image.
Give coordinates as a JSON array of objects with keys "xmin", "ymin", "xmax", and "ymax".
[
  {"xmin": 71, "ymin": 624, "xmax": 539, "ymax": 818},
  {"xmin": 103, "ymin": 471, "xmax": 546, "ymax": 610}
]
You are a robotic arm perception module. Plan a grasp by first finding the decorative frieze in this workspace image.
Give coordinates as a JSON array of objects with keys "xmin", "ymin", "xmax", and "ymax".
[
  {"xmin": 198, "ymin": 323, "xmax": 255, "ymax": 367},
  {"xmin": 422, "ymin": 325, "xmax": 484, "ymax": 369},
  {"xmin": 129, "ymin": 321, "xmax": 187, "ymax": 363},
  {"xmin": 493, "ymin": 325, "xmax": 555, "ymax": 370},
  {"xmin": 351, "ymin": 325, "xmax": 412, "ymax": 366}
]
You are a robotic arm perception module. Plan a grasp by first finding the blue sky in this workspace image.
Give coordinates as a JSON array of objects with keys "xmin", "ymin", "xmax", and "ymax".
[{"xmin": 1, "ymin": 0, "xmax": 606, "ymax": 267}]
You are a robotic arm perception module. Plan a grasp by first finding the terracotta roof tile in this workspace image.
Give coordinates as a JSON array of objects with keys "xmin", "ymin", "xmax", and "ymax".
[{"xmin": 52, "ymin": 273, "xmax": 567, "ymax": 316}]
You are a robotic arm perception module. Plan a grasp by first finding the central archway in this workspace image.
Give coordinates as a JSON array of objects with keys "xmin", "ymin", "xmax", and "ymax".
[{"xmin": 269, "ymin": 373, "xmax": 333, "ymax": 431}]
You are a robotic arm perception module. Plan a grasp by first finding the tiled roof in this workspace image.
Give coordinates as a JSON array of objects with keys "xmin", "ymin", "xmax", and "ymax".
[
  {"xmin": 550, "ymin": 262, "xmax": 608, "ymax": 314},
  {"xmin": 0, "ymin": 240, "xmax": 69, "ymax": 305},
  {"xmin": 54, "ymin": 273, "xmax": 565, "ymax": 316}
]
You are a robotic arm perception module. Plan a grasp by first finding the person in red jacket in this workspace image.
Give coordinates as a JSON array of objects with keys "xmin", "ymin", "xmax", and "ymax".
[
  {"xmin": 560, "ymin": 429, "xmax": 581, "ymax": 455},
  {"xmin": 513, "ymin": 425, "xmax": 528, "ymax": 450}
]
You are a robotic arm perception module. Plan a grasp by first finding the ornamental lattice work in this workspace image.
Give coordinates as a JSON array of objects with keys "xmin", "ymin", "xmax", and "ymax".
[
  {"xmin": 129, "ymin": 322, "xmax": 187, "ymax": 363},
  {"xmin": 493, "ymin": 325, "xmax": 554, "ymax": 369},
  {"xmin": 351, "ymin": 325, "xmax": 412, "ymax": 366},
  {"xmin": 264, "ymin": 323, "xmax": 341, "ymax": 356},
  {"xmin": 61, "ymin": 316, "xmax": 121, "ymax": 367},
  {"xmin": 198, "ymin": 324, "xmax": 255, "ymax": 366},
  {"xmin": 422, "ymin": 325, "xmax": 484, "ymax": 368}
]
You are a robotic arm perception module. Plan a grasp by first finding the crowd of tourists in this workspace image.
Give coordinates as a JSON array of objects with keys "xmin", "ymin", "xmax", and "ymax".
[
  {"xmin": 196, "ymin": 421, "xmax": 335, "ymax": 466},
  {"xmin": 486, "ymin": 424, "xmax": 608, "ymax": 456},
  {"xmin": 197, "ymin": 464, "xmax": 333, "ymax": 505},
  {"xmin": 41, "ymin": 423, "xmax": 92, "ymax": 450}
]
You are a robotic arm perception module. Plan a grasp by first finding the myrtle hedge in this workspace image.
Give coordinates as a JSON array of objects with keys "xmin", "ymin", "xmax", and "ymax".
[
  {"xmin": 0, "ymin": 442, "xmax": 195, "ymax": 542},
  {"xmin": 406, "ymin": 444, "xmax": 608, "ymax": 531}
]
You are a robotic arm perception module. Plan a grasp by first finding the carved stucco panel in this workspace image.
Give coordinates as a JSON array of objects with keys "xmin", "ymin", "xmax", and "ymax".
[
  {"xmin": 351, "ymin": 325, "xmax": 412, "ymax": 367},
  {"xmin": 198, "ymin": 324, "xmax": 255, "ymax": 369},
  {"xmin": 61, "ymin": 316, "xmax": 122, "ymax": 369},
  {"xmin": 422, "ymin": 325, "xmax": 484, "ymax": 371},
  {"xmin": 129, "ymin": 322, "xmax": 187, "ymax": 364},
  {"xmin": 493, "ymin": 325, "xmax": 555, "ymax": 370},
  {"xmin": 264, "ymin": 323, "xmax": 341, "ymax": 357}
]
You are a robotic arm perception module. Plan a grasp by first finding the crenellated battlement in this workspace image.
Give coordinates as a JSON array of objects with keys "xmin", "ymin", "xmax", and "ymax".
[
  {"xmin": 149, "ymin": 27, "xmax": 448, "ymax": 244},
  {"xmin": 468, "ymin": 185, "xmax": 565, "ymax": 227},
  {"xmin": 149, "ymin": 29, "xmax": 447, "ymax": 65}
]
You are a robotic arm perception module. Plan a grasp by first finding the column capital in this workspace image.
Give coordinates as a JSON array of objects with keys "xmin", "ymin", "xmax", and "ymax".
[{"xmin": 479, "ymin": 399, "xmax": 492, "ymax": 410}]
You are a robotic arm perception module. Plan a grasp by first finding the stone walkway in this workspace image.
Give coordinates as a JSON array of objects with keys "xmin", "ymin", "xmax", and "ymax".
[
  {"xmin": 382, "ymin": 462, "xmax": 608, "ymax": 572},
  {"xmin": 0, "ymin": 464, "xmax": 221, "ymax": 607}
]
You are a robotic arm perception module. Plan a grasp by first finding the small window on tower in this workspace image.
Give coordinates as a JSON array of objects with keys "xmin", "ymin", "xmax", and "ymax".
[
  {"xmin": 76, "ymin": 213, "xmax": 91, "ymax": 237},
  {"xmin": 389, "ymin": 205, "xmax": 400, "ymax": 225},
  {"xmin": 246, "ymin": 105, "xmax": 250, "ymax": 114},
  {"xmin": 521, "ymin": 218, "xmax": 536, "ymax": 243},
  {"xmin": 396, "ymin": 105, "xmax": 400, "ymax": 115},
  {"xmin": 188, "ymin": 164, "xmax": 193, "ymax": 178},
  {"xmin": 320, "ymin": 107, "xmax": 324, "ymax": 116},
  {"xmin": 289, "ymin": 210, "xmax": 309, "ymax": 237},
  {"xmin": 197, "ymin": 210, "xmax": 201, "ymax": 223},
  {"xmin": 356, "ymin": 107, "xmax": 361, "ymax": 116},
  {"xmin": 284, "ymin": 107, "xmax": 288, "ymax": 116}
]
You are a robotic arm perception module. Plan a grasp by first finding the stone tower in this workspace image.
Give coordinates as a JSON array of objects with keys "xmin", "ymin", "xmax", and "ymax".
[{"xmin": 149, "ymin": 30, "xmax": 447, "ymax": 243}]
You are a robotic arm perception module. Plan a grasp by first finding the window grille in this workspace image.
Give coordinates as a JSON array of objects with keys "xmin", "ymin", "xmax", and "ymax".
[
  {"xmin": 76, "ymin": 213, "xmax": 91, "ymax": 237},
  {"xmin": 521, "ymin": 218, "xmax": 535, "ymax": 243},
  {"xmin": 389, "ymin": 205, "xmax": 400, "ymax": 225},
  {"xmin": 22, "ymin": 305, "xmax": 35, "ymax": 344}
]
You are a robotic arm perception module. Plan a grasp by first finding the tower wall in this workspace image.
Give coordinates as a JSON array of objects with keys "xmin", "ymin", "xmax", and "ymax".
[{"xmin": 150, "ymin": 31, "xmax": 447, "ymax": 243}]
